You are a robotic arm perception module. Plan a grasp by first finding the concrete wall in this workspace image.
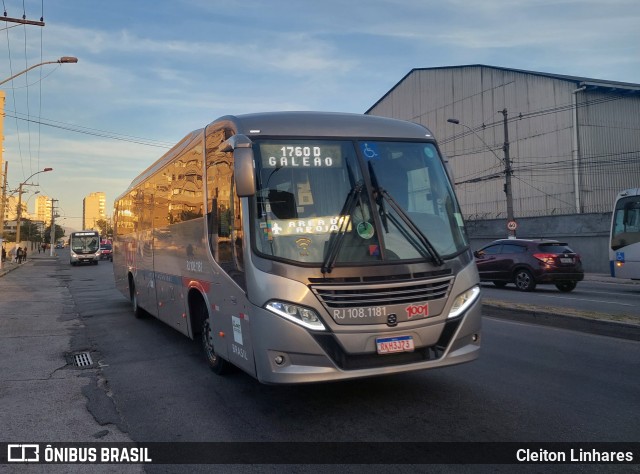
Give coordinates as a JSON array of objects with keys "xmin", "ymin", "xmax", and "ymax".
[{"xmin": 466, "ymin": 213, "xmax": 611, "ymax": 273}]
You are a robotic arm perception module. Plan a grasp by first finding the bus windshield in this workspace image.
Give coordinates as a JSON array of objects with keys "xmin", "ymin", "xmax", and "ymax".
[
  {"xmin": 70, "ymin": 233, "xmax": 100, "ymax": 255},
  {"xmin": 611, "ymin": 194, "xmax": 640, "ymax": 250},
  {"xmin": 252, "ymin": 139, "xmax": 468, "ymax": 266}
]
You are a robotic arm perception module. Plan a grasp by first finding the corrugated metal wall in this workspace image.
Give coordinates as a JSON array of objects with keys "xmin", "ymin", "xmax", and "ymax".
[
  {"xmin": 367, "ymin": 66, "xmax": 640, "ymax": 220},
  {"xmin": 577, "ymin": 91, "xmax": 640, "ymax": 213}
]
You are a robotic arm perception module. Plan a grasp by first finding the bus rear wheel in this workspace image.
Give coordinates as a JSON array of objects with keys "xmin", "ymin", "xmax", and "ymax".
[
  {"xmin": 202, "ymin": 317, "xmax": 232, "ymax": 375},
  {"xmin": 129, "ymin": 279, "xmax": 144, "ymax": 318}
]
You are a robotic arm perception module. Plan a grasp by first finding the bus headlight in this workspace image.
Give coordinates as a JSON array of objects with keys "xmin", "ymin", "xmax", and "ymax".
[
  {"xmin": 447, "ymin": 285, "xmax": 480, "ymax": 319},
  {"xmin": 265, "ymin": 301, "xmax": 326, "ymax": 331}
]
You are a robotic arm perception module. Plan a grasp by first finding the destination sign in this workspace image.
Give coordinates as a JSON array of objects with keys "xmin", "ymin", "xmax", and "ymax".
[{"xmin": 260, "ymin": 143, "xmax": 342, "ymax": 168}]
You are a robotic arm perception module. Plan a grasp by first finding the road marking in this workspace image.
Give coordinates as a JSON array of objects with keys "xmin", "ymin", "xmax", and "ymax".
[
  {"xmin": 536, "ymin": 294, "xmax": 634, "ymax": 306},
  {"xmin": 578, "ymin": 289, "xmax": 639, "ymax": 297}
]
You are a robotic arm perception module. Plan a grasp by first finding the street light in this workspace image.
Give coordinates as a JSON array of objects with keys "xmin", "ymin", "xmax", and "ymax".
[
  {"xmin": 447, "ymin": 117, "xmax": 515, "ymax": 236},
  {"xmin": 446, "ymin": 118, "xmax": 503, "ymax": 166},
  {"xmin": 15, "ymin": 168, "xmax": 53, "ymax": 248},
  {"xmin": 0, "ymin": 56, "xmax": 75, "ymax": 266},
  {"xmin": 0, "ymin": 56, "xmax": 78, "ymax": 86}
]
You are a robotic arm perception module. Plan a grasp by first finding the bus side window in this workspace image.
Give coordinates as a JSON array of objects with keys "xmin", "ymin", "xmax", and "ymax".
[{"xmin": 205, "ymin": 128, "xmax": 245, "ymax": 289}]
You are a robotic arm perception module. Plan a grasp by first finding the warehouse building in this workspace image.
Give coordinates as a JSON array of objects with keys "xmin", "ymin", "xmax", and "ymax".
[{"xmin": 366, "ymin": 65, "xmax": 640, "ymax": 272}]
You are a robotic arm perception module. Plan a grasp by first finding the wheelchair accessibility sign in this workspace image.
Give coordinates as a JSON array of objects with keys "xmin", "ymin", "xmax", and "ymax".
[{"xmin": 360, "ymin": 142, "xmax": 379, "ymax": 160}]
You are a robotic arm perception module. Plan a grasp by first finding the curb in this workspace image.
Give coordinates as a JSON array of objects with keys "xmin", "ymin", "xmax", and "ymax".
[
  {"xmin": 483, "ymin": 303, "xmax": 640, "ymax": 341},
  {"xmin": 0, "ymin": 262, "xmax": 21, "ymax": 277},
  {"xmin": 0, "ymin": 254, "xmax": 58, "ymax": 277}
]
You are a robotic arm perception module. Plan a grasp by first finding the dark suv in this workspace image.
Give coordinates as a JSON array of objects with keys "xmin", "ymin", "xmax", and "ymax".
[{"xmin": 474, "ymin": 239, "xmax": 583, "ymax": 292}]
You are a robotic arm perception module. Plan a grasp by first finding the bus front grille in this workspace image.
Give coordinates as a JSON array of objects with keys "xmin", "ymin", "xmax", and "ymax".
[
  {"xmin": 310, "ymin": 276, "xmax": 453, "ymax": 309},
  {"xmin": 311, "ymin": 318, "xmax": 461, "ymax": 371}
]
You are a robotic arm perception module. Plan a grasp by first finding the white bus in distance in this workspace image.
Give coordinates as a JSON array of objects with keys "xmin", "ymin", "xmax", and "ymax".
[
  {"xmin": 69, "ymin": 230, "xmax": 101, "ymax": 266},
  {"xmin": 610, "ymin": 188, "xmax": 640, "ymax": 280},
  {"xmin": 113, "ymin": 112, "xmax": 482, "ymax": 384}
]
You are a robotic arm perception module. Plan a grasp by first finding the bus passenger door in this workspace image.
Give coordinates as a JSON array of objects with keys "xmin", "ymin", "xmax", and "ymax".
[
  {"xmin": 209, "ymin": 184, "xmax": 255, "ymax": 376},
  {"xmin": 205, "ymin": 126, "xmax": 256, "ymax": 377}
]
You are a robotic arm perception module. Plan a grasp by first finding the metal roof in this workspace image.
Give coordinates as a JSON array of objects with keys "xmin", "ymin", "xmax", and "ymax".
[{"xmin": 366, "ymin": 64, "xmax": 640, "ymax": 113}]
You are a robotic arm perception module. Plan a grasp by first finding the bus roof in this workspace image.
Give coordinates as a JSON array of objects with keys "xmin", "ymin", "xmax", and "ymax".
[{"xmin": 211, "ymin": 111, "xmax": 433, "ymax": 140}]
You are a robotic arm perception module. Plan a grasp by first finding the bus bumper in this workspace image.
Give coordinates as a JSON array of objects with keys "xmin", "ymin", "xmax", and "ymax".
[{"xmin": 249, "ymin": 298, "xmax": 481, "ymax": 384}]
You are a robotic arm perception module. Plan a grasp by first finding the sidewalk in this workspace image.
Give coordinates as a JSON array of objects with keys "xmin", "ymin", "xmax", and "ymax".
[
  {"xmin": 0, "ymin": 250, "xmax": 46, "ymax": 277},
  {"xmin": 0, "ymin": 251, "xmax": 139, "ymax": 472}
]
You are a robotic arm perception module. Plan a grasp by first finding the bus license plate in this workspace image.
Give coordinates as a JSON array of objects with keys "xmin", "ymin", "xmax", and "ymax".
[{"xmin": 376, "ymin": 335, "xmax": 414, "ymax": 355}]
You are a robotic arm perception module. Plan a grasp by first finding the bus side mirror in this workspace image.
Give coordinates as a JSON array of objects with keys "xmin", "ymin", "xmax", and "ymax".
[{"xmin": 234, "ymin": 147, "xmax": 256, "ymax": 197}]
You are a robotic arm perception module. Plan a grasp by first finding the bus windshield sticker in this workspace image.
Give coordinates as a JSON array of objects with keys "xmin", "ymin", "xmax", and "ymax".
[
  {"xmin": 360, "ymin": 142, "xmax": 379, "ymax": 160},
  {"xmin": 423, "ymin": 146, "xmax": 435, "ymax": 158},
  {"xmin": 356, "ymin": 221, "xmax": 375, "ymax": 239},
  {"xmin": 295, "ymin": 237, "xmax": 312, "ymax": 256}
]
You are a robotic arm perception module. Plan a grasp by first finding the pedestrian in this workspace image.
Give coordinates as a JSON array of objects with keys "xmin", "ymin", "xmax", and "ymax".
[
  {"xmin": 1, "ymin": 246, "xmax": 5, "ymax": 262},
  {"xmin": 22, "ymin": 247, "xmax": 27, "ymax": 262},
  {"xmin": 16, "ymin": 246, "xmax": 23, "ymax": 263}
]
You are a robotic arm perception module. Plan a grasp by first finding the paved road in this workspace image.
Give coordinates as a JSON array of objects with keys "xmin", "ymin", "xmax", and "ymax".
[{"xmin": 1, "ymin": 251, "xmax": 639, "ymax": 472}]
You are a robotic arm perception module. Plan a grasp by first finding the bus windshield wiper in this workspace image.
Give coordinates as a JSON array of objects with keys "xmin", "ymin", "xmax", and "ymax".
[
  {"xmin": 321, "ymin": 181, "xmax": 364, "ymax": 275},
  {"xmin": 368, "ymin": 162, "xmax": 444, "ymax": 266}
]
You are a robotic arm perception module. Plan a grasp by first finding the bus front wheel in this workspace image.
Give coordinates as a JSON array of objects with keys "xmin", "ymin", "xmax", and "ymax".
[{"xmin": 202, "ymin": 317, "xmax": 232, "ymax": 375}]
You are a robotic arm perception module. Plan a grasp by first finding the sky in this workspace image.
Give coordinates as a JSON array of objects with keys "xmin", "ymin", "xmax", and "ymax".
[{"xmin": 1, "ymin": 0, "xmax": 639, "ymax": 232}]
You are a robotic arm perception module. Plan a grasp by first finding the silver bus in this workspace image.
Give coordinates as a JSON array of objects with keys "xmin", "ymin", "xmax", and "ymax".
[
  {"xmin": 69, "ymin": 230, "xmax": 101, "ymax": 265},
  {"xmin": 113, "ymin": 112, "xmax": 481, "ymax": 384}
]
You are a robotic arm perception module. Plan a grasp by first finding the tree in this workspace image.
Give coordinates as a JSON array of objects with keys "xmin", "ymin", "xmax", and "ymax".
[
  {"xmin": 95, "ymin": 219, "xmax": 113, "ymax": 239},
  {"xmin": 43, "ymin": 224, "xmax": 65, "ymax": 244},
  {"xmin": 20, "ymin": 219, "xmax": 42, "ymax": 243}
]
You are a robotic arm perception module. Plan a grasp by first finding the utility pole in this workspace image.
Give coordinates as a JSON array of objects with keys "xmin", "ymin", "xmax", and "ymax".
[
  {"xmin": 499, "ymin": 108, "xmax": 516, "ymax": 237},
  {"xmin": 50, "ymin": 199, "xmax": 58, "ymax": 256},
  {"xmin": 15, "ymin": 183, "xmax": 26, "ymax": 247},
  {"xmin": 0, "ymin": 90, "xmax": 4, "ymax": 268},
  {"xmin": 0, "ymin": 161, "xmax": 7, "ymax": 270}
]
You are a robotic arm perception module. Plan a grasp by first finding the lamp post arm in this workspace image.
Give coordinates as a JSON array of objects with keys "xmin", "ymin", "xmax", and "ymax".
[
  {"xmin": 14, "ymin": 168, "xmax": 52, "ymax": 246},
  {"xmin": 0, "ymin": 57, "xmax": 78, "ymax": 86},
  {"xmin": 0, "ymin": 61, "xmax": 59, "ymax": 87},
  {"xmin": 447, "ymin": 119, "xmax": 503, "ymax": 166}
]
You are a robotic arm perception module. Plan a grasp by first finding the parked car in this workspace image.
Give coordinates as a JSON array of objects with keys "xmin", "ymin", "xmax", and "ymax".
[
  {"xmin": 474, "ymin": 239, "xmax": 584, "ymax": 292},
  {"xmin": 99, "ymin": 243, "xmax": 113, "ymax": 261}
]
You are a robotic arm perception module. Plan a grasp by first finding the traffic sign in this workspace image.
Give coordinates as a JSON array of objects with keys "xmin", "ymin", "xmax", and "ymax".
[{"xmin": 507, "ymin": 220, "xmax": 518, "ymax": 231}]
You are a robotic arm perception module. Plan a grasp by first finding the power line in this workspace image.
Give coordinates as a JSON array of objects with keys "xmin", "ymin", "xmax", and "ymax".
[{"xmin": 4, "ymin": 110, "xmax": 174, "ymax": 148}]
